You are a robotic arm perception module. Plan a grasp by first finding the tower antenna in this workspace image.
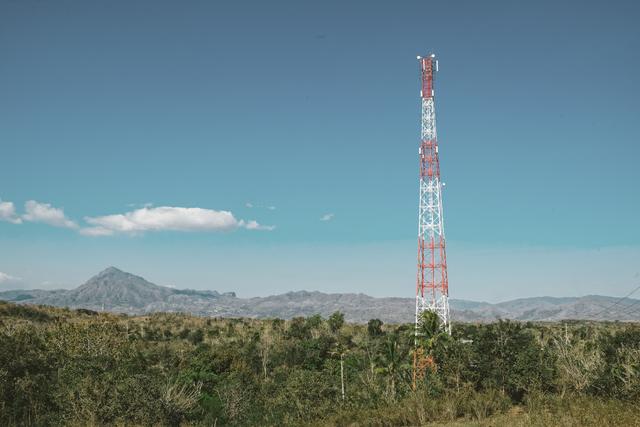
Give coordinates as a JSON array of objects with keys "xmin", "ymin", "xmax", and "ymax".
[{"xmin": 415, "ymin": 53, "xmax": 450, "ymax": 337}]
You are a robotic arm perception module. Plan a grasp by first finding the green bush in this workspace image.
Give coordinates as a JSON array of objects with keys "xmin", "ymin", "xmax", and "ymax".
[{"xmin": 0, "ymin": 302, "xmax": 638, "ymax": 426}]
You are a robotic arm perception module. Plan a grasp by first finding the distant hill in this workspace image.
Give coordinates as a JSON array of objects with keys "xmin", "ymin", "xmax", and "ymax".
[
  {"xmin": 0, "ymin": 267, "xmax": 237, "ymax": 314},
  {"xmin": 1, "ymin": 267, "xmax": 638, "ymax": 323}
]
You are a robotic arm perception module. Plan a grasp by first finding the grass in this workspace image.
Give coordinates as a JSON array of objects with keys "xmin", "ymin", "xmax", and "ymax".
[{"xmin": 313, "ymin": 393, "xmax": 640, "ymax": 427}]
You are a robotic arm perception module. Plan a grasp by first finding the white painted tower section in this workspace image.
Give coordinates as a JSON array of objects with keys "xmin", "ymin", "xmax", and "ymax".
[{"xmin": 415, "ymin": 54, "xmax": 450, "ymax": 335}]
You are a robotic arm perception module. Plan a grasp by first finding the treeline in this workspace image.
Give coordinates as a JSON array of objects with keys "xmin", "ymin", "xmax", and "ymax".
[{"xmin": 0, "ymin": 301, "xmax": 639, "ymax": 426}]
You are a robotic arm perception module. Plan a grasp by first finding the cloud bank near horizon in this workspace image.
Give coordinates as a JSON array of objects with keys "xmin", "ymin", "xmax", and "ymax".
[
  {"xmin": 0, "ymin": 271, "xmax": 23, "ymax": 289},
  {"xmin": 0, "ymin": 198, "xmax": 274, "ymax": 236},
  {"xmin": 83, "ymin": 206, "xmax": 275, "ymax": 236},
  {"xmin": 0, "ymin": 271, "xmax": 21, "ymax": 284}
]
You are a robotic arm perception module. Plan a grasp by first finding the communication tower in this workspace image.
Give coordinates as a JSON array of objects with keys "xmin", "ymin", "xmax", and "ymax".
[{"xmin": 415, "ymin": 54, "xmax": 450, "ymax": 335}]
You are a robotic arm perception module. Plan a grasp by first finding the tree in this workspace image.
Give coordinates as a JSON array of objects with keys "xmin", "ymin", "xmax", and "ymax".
[
  {"xmin": 417, "ymin": 310, "xmax": 440, "ymax": 342},
  {"xmin": 328, "ymin": 312, "xmax": 345, "ymax": 334},
  {"xmin": 367, "ymin": 319, "xmax": 384, "ymax": 337},
  {"xmin": 306, "ymin": 314, "xmax": 323, "ymax": 330},
  {"xmin": 286, "ymin": 317, "xmax": 311, "ymax": 340},
  {"xmin": 189, "ymin": 328, "xmax": 204, "ymax": 345},
  {"xmin": 473, "ymin": 320, "xmax": 554, "ymax": 401},
  {"xmin": 376, "ymin": 331, "xmax": 411, "ymax": 401},
  {"xmin": 306, "ymin": 314, "xmax": 324, "ymax": 339}
]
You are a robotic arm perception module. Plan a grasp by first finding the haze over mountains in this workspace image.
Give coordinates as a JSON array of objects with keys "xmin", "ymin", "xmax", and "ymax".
[{"xmin": 1, "ymin": 267, "xmax": 638, "ymax": 323}]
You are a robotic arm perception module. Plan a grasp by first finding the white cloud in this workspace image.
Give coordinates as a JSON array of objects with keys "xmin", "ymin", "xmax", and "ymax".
[
  {"xmin": 3, "ymin": 198, "xmax": 275, "ymax": 236},
  {"xmin": 0, "ymin": 199, "xmax": 22, "ymax": 224},
  {"xmin": 23, "ymin": 200, "xmax": 78, "ymax": 229},
  {"xmin": 246, "ymin": 202, "xmax": 276, "ymax": 211},
  {"xmin": 244, "ymin": 220, "xmax": 275, "ymax": 231},
  {"xmin": 0, "ymin": 271, "xmax": 21, "ymax": 284},
  {"xmin": 79, "ymin": 226, "xmax": 116, "ymax": 237},
  {"xmin": 82, "ymin": 206, "xmax": 274, "ymax": 236},
  {"xmin": 127, "ymin": 202, "xmax": 154, "ymax": 209},
  {"xmin": 320, "ymin": 213, "xmax": 335, "ymax": 221}
]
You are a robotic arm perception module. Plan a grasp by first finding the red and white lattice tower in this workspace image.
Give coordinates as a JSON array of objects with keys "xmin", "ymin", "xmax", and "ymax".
[{"xmin": 415, "ymin": 53, "xmax": 450, "ymax": 334}]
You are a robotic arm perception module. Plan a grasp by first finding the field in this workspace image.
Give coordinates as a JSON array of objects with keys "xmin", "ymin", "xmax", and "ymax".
[{"xmin": 1, "ymin": 301, "xmax": 638, "ymax": 426}]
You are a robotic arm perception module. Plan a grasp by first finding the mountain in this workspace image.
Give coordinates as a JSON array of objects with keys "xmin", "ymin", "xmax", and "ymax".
[
  {"xmin": 1, "ymin": 267, "xmax": 639, "ymax": 323},
  {"xmin": 0, "ymin": 289, "xmax": 67, "ymax": 302},
  {"xmin": 1, "ymin": 267, "xmax": 236, "ymax": 314},
  {"xmin": 34, "ymin": 267, "xmax": 174, "ymax": 311}
]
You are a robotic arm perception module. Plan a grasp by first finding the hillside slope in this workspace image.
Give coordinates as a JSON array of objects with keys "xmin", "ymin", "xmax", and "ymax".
[{"xmin": 1, "ymin": 267, "xmax": 638, "ymax": 323}]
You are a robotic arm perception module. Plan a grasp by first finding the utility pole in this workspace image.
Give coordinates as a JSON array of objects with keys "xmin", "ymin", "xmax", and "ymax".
[
  {"xmin": 331, "ymin": 346, "xmax": 347, "ymax": 401},
  {"xmin": 340, "ymin": 353, "xmax": 345, "ymax": 401}
]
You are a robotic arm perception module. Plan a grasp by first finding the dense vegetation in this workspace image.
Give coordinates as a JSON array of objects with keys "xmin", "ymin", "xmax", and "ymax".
[{"xmin": 0, "ymin": 300, "xmax": 638, "ymax": 426}]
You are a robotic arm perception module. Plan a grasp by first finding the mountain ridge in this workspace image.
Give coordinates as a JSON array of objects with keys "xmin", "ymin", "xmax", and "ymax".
[{"xmin": 1, "ymin": 267, "xmax": 638, "ymax": 323}]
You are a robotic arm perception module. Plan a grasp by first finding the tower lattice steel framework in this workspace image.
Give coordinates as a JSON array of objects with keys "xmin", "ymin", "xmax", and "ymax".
[{"xmin": 415, "ymin": 54, "xmax": 450, "ymax": 335}]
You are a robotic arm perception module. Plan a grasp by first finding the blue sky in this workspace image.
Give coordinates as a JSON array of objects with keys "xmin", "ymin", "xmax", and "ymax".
[{"xmin": 1, "ymin": 0, "xmax": 639, "ymax": 301}]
